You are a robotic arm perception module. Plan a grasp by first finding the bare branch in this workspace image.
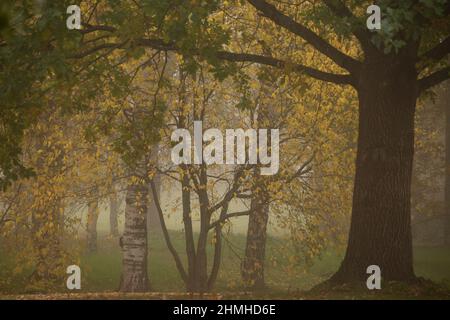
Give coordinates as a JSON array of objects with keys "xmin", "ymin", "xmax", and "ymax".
[
  {"xmin": 80, "ymin": 23, "xmax": 117, "ymax": 34},
  {"xmin": 68, "ymin": 41, "xmax": 128, "ymax": 59},
  {"xmin": 285, "ymin": 152, "xmax": 315, "ymax": 184},
  {"xmin": 209, "ymin": 210, "xmax": 251, "ymax": 230},
  {"xmin": 207, "ymin": 167, "xmax": 247, "ymax": 214},
  {"xmin": 150, "ymin": 179, "xmax": 188, "ymax": 283}
]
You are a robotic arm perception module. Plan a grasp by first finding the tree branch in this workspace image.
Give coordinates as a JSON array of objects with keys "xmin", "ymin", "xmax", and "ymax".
[
  {"xmin": 137, "ymin": 38, "xmax": 353, "ymax": 84},
  {"xmin": 68, "ymin": 41, "xmax": 128, "ymax": 59},
  {"xmin": 419, "ymin": 36, "xmax": 450, "ymax": 64},
  {"xmin": 216, "ymin": 51, "xmax": 353, "ymax": 85},
  {"xmin": 323, "ymin": 0, "xmax": 371, "ymax": 49},
  {"xmin": 80, "ymin": 23, "xmax": 117, "ymax": 34},
  {"xmin": 246, "ymin": 0, "xmax": 361, "ymax": 73},
  {"xmin": 70, "ymin": 33, "xmax": 353, "ymax": 85},
  {"xmin": 418, "ymin": 66, "xmax": 450, "ymax": 93},
  {"xmin": 285, "ymin": 152, "xmax": 315, "ymax": 184},
  {"xmin": 209, "ymin": 210, "xmax": 251, "ymax": 230},
  {"xmin": 150, "ymin": 179, "xmax": 188, "ymax": 283},
  {"xmin": 207, "ymin": 203, "xmax": 228, "ymax": 290},
  {"xmin": 207, "ymin": 167, "xmax": 247, "ymax": 215}
]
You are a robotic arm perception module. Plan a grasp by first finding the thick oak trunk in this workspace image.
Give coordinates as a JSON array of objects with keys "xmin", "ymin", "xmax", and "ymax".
[
  {"xmin": 119, "ymin": 175, "xmax": 150, "ymax": 292},
  {"xmin": 86, "ymin": 200, "xmax": 99, "ymax": 253},
  {"xmin": 445, "ymin": 84, "xmax": 450, "ymax": 245},
  {"xmin": 242, "ymin": 195, "xmax": 269, "ymax": 290},
  {"xmin": 331, "ymin": 52, "xmax": 417, "ymax": 283}
]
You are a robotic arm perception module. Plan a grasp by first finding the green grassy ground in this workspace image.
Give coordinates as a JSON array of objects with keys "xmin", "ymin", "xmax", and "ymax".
[
  {"xmin": 70, "ymin": 232, "xmax": 450, "ymax": 293},
  {"xmin": 1, "ymin": 231, "xmax": 450, "ymax": 298},
  {"xmin": 79, "ymin": 231, "xmax": 341, "ymax": 293}
]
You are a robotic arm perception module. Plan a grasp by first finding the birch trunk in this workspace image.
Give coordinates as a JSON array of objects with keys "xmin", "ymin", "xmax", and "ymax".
[{"xmin": 119, "ymin": 167, "xmax": 150, "ymax": 292}]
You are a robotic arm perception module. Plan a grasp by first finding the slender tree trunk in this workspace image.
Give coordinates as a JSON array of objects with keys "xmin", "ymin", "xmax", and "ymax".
[
  {"xmin": 119, "ymin": 170, "xmax": 150, "ymax": 292},
  {"xmin": 240, "ymin": 94, "xmax": 275, "ymax": 290},
  {"xmin": 181, "ymin": 170, "xmax": 197, "ymax": 292},
  {"xmin": 148, "ymin": 145, "xmax": 162, "ymax": 234},
  {"xmin": 242, "ymin": 193, "xmax": 269, "ymax": 290},
  {"xmin": 445, "ymin": 83, "xmax": 450, "ymax": 245},
  {"xmin": 31, "ymin": 203, "xmax": 65, "ymax": 286},
  {"xmin": 110, "ymin": 189, "xmax": 119, "ymax": 237},
  {"xmin": 147, "ymin": 173, "xmax": 162, "ymax": 233},
  {"xmin": 208, "ymin": 203, "xmax": 228, "ymax": 291},
  {"xmin": 86, "ymin": 199, "xmax": 99, "ymax": 254},
  {"xmin": 331, "ymin": 51, "xmax": 417, "ymax": 283},
  {"xmin": 192, "ymin": 183, "xmax": 210, "ymax": 293}
]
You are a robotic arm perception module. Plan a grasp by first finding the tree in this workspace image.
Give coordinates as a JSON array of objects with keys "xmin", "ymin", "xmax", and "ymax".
[
  {"xmin": 236, "ymin": 62, "xmax": 357, "ymax": 289},
  {"xmin": 444, "ymin": 82, "xmax": 450, "ymax": 245},
  {"xmin": 109, "ymin": 185, "xmax": 120, "ymax": 237},
  {"xmin": 4, "ymin": 0, "xmax": 450, "ymax": 289},
  {"xmin": 119, "ymin": 160, "xmax": 150, "ymax": 292},
  {"xmin": 242, "ymin": 178, "xmax": 270, "ymax": 289},
  {"xmin": 150, "ymin": 63, "xmax": 253, "ymax": 292},
  {"xmin": 123, "ymin": 0, "xmax": 450, "ymax": 284},
  {"xmin": 147, "ymin": 146, "xmax": 162, "ymax": 234},
  {"xmin": 86, "ymin": 196, "xmax": 99, "ymax": 253},
  {"xmin": 0, "ymin": 100, "xmax": 115, "ymax": 291}
]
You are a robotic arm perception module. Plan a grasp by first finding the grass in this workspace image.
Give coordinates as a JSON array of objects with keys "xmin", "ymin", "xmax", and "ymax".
[
  {"xmin": 80, "ymin": 231, "xmax": 450, "ymax": 295},
  {"xmin": 1, "ymin": 231, "xmax": 450, "ymax": 299}
]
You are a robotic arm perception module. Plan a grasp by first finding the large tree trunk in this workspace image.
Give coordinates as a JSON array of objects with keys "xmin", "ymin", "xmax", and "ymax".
[
  {"xmin": 119, "ymin": 172, "xmax": 150, "ymax": 292},
  {"xmin": 86, "ymin": 199, "xmax": 99, "ymax": 254},
  {"xmin": 331, "ymin": 50, "xmax": 418, "ymax": 283},
  {"xmin": 109, "ymin": 190, "xmax": 119, "ymax": 237},
  {"xmin": 242, "ymin": 193, "xmax": 269, "ymax": 290},
  {"xmin": 445, "ymin": 83, "xmax": 450, "ymax": 245}
]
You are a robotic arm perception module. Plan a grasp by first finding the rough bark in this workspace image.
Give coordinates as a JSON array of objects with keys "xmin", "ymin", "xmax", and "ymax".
[
  {"xmin": 445, "ymin": 83, "xmax": 450, "ymax": 245},
  {"xmin": 119, "ymin": 172, "xmax": 150, "ymax": 292},
  {"xmin": 242, "ymin": 194, "xmax": 269, "ymax": 290},
  {"xmin": 86, "ymin": 199, "xmax": 99, "ymax": 254},
  {"xmin": 330, "ymin": 49, "xmax": 418, "ymax": 283}
]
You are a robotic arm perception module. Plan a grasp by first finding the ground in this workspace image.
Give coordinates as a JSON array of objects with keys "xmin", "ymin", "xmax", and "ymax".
[{"xmin": 1, "ymin": 231, "xmax": 450, "ymax": 299}]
